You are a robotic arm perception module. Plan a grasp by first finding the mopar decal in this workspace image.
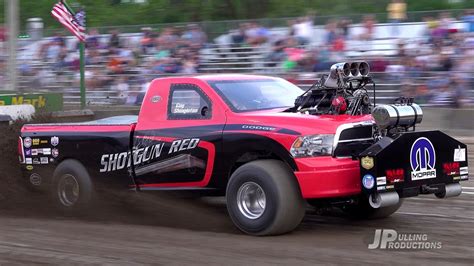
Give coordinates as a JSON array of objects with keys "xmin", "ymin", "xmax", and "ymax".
[{"xmin": 410, "ymin": 137, "xmax": 436, "ymax": 181}]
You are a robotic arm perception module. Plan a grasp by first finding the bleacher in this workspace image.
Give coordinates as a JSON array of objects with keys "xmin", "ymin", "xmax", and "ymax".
[{"xmin": 14, "ymin": 20, "xmax": 474, "ymax": 106}]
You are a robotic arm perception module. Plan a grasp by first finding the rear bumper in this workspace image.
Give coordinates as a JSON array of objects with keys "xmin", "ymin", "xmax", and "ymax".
[{"xmin": 294, "ymin": 157, "xmax": 361, "ymax": 199}]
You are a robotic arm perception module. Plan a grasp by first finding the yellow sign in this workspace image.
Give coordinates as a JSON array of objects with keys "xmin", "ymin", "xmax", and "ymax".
[{"xmin": 361, "ymin": 156, "xmax": 374, "ymax": 170}]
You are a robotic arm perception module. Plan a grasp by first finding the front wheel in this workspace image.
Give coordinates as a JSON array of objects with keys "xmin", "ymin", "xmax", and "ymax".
[
  {"xmin": 52, "ymin": 159, "xmax": 94, "ymax": 212},
  {"xmin": 226, "ymin": 160, "xmax": 305, "ymax": 236}
]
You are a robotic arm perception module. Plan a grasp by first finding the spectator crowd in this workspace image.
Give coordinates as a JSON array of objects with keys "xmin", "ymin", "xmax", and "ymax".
[{"xmin": 4, "ymin": 0, "xmax": 474, "ymax": 107}]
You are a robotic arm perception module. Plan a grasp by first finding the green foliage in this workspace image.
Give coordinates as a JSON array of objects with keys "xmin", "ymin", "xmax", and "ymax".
[{"xmin": 0, "ymin": 0, "xmax": 473, "ymax": 31}]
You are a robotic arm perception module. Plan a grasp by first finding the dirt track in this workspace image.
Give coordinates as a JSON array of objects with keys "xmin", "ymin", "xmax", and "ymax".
[{"xmin": 0, "ymin": 119, "xmax": 472, "ymax": 265}]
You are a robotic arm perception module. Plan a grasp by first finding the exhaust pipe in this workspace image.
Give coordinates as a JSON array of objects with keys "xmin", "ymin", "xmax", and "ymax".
[
  {"xmin": 350, "ymin": 62, "xmax": 360, "ymax": 76},
  {"xmin": 358, "ymin": 61, "xmax": 370, "ymax": 76},
  {"xmin": 435, "ymin": 183, "xmax": 462, "ymax": 199},
  {"xmin": 368, "ymin": 192, "xmax": 399, "ymax": 208}
]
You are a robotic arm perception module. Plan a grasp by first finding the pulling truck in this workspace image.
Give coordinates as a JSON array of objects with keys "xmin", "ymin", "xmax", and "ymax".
[{"xmin": 19, "ymin": 62, "xmax": 469, "ymax": 235}]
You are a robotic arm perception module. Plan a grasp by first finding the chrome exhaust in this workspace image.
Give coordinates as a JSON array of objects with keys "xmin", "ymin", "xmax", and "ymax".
[
  {"xmin": 368, "ymin": 192, "xmax": 399, "ymax": 209},
  {"xmin": 435, "ymin": 183, "xmax": 462, "ymax": 198}
]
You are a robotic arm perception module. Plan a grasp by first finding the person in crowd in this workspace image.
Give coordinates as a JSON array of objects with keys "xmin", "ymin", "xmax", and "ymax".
[
  {"xmin": 182, "ymin": 24, "xmax": 207, "ymax": 48},
  {"xmin": 462, "ymin": 10, "xmax": 474, "ymax": 33},
  {"xmin": 293, "ymin": 16, "xmax": 313, "ymax": 45},
  {"xmin": 108, "ymin": 29, "xmax": 121, "ymax": 48},
  {"xmin": 360, "ymin": 15, "xmax": 376, "ymax": 41},
  {"xmin": 140, "ymin": 27, "xmax": 155, "ymax": 54},
  {"xmin": 387, "ymin": 0, "xmax": 407, "ymax": 37},
  {"xmin": 245, "ymin": 22, "xmax": 270, "ymax": 46},
  {"xmin": 86, "ymin": 28, "xmax": 100, "ymax": 50}
]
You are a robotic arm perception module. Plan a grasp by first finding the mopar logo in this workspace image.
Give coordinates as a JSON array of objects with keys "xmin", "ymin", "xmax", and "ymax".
[{"xmin": 410, "ymin": 137, "xmax": 436, "ymax": 180}]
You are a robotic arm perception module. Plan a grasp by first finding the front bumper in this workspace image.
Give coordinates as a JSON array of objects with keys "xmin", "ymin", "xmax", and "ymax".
[{"xmin": 294, "ymin": 157, "xmax": 361, "ymax": 199}]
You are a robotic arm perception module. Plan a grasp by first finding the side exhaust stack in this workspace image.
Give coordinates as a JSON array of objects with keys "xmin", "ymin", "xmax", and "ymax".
[
  {"xmin": 368, "ymin": 192, "xmax": 399, "ymax": 208},
  {"xmin": 435, "ymin": 183, "xmax": 462, "ymax": 199}
]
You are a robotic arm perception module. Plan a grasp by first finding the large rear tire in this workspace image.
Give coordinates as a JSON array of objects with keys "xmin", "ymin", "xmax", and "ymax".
[
  {"xmin": 52, "ymin": 159, "xmax": 93, "ymax": 212},
  {"xmin": 226, "ymin": 160, "xmax": 305, "ymax": 236}
]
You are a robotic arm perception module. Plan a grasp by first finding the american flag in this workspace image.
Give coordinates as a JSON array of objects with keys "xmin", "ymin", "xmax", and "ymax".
[{"xmin": 51, "ymin": 1, "xmax": 86, "ymax": 42}]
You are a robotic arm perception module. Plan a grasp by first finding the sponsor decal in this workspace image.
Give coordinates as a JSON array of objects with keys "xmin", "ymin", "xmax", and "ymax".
[
  {"xmin": 100, "ymin": 138, "xmax": 200, "ymax": 173},
  {"xmin": 453, "ymin": 147, "xmax": 466, "ymax": 162},
  {"xmin": 453, "ymin": 176, "xmax": 461, "ymax": 181},
  {"xmin": 173, "ymin": 103, "xmax": 198, "ymax": 114},
  {"xmin": 25, "ymin": 149, "xmax": 32, "ymax": 156},
  {"xmin": 362, "ymin": 174, "xmax": 375, "ymax": 189},
  {"xmin": 442, "ymin": 162, "xmax": 460, "ymax": 176},
  {"xmin": 32, "ymin": 138, "xmax": 40, "ymax": 146},
  {"xmin": 32, "ymin": 158, "xmax": 41, "ymax": 164},
  {"xmin": 51, "ymin": 136, "xmax": 59, "ymax": 147},
  {"xmin": 40, "ymin": 157, "xmax": 49, "ymax": 164},
  {"xmin": 386, "ymin": 185, "xmax": 394, "ymax": 189},
  {"xmin": 26, "ymin": 165, "xmax": 33, "ymax": 171},
  {"xmin": 460, "ymin": 166, "xmax": 468, "ymax": 175},
  {"xmin": 24, "ymin": 137, "xmax": 32, "ymax": 148},
  {"xmin": 368, "ymin": 229, "xmax": 442, "ymax": 250},
  {"xmin": 460, "ymin": 175, "xmax": 469, "ymax": 180},
  {"xmin": 40, "ymin": 140, "xmax": 48, "ymax": 144},
  {"xmin": 49, "ymin": 158, "xmax": 54, "ymax": 163},
  {"xmin": 361, "ymin": 156, "xmax": 374, "ymax": 170},
  {"xmin": 376, "ymin": 176, "xmax": 386, "ymax": 185},
  {"xmin": 410, "ymin": 137, "xmax": 436, "ymax": 181},
  {"xmin": 386, "ymin": 168, "xmax": 404, "ymax": 183},
  {"xmin": 29, "ymin": 173, "xmax": 41, "ymax": 186},
  {"xmin": 377, "ymin": 186, "xmax": 386, "ymax": 191},
  {"xmin": 241, "ymin": 125, "xmax": 276, "ymax": 131},
  {"xmin": 25, "ymin": 158, "xmax": 32, "ymax": 164},
  {"xmin": 32, "ymin": 148, "xmax": 51, "ymax": 156},
  {"xmin": 52, "ymin": 148, "xmax": 59, "ymax": 158}
]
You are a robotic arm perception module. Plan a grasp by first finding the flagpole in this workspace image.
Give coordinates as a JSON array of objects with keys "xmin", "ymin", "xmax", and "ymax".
[{"xmin": 61, "ymin": 0, "xmax": 86, "ymax": 109}]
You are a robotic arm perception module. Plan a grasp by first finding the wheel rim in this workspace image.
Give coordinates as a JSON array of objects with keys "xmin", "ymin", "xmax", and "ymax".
[
  {"xmin": 57, "ymin": 174, "xmax": 80, "ymax": 207},
  {"xmin": 237, "ymin": 182, "xmax": 266, "ymax": 219}
]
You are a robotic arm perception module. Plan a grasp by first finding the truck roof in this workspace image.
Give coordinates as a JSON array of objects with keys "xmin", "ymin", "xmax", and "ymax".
[{"xmin": 155, "ymin": 74, "xmax": 279, "ymax": 82}]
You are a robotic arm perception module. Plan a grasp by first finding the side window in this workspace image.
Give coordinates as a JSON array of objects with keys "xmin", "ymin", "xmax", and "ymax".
[{"xmin": 168, "ymin": 84, "xmax": 212, "ymax": 120}]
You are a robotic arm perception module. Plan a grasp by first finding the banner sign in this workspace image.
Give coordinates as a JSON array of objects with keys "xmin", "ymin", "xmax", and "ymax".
[{"xmin": 0, "ymin": 93, "xmax": 63, "ymax": 112}]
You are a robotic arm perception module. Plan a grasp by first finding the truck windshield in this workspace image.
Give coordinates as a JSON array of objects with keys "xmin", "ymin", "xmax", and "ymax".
[{"xmin": 209, "ymin": 79, "xmax": 303, "ymax": 112}]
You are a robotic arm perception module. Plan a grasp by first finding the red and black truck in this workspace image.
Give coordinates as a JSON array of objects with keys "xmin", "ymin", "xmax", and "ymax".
[{"xmin": 19, "ymin": 62, "xmax": 469, "ymax": 235}]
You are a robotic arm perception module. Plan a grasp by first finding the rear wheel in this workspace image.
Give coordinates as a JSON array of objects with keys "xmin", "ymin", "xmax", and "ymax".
[
  {"xmin": 342, "ymin": 196, "xmax": 403, "ymax": 219},
  {"xmin": 226, "ymin": 160, "xmax": 305, "ymax": 236},
  {"xmin": 52, "ymin": 159, "xmax": 93, "ymax": 212}
]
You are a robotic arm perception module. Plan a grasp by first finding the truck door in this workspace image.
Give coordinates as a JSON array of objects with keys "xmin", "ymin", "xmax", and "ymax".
[{"xmin": 132, "ymin": 82, "xmax": 225, "ymax": 188}]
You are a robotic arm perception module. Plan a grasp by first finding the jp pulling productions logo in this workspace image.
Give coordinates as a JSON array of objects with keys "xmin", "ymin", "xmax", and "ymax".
[
  {"xmin": 368, "ymin": 229, "xmax": 442, "ymax": 250},
  {"xmin": 410, "ymin": 137, "xmax": 436, "ymax": 181}
]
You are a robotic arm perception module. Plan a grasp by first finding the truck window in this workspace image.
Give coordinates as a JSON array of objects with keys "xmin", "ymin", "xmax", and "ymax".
[{"xmin": 168, "ymin": 84, "xmax": 212, "ymax": 120}]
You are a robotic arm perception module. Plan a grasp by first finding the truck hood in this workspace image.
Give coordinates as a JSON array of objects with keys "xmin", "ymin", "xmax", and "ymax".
[{"xmin": 231, "ymin": 109, "xmax": 374, "ymax": 136}]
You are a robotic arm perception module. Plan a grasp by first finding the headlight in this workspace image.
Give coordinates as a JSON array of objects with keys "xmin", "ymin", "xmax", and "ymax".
[{"xmin": 290, "ymin": 134, "xmax": 334, "ymax": 157}]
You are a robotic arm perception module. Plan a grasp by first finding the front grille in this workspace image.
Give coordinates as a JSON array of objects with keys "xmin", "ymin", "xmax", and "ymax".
[{"xmin": 333, "ymin": 124, "xmax": 374, "ymax": 157}]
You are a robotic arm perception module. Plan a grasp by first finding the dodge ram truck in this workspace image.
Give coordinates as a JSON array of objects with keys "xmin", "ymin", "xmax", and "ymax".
[{"xmin": 19, "ymin": 62, "xmax": 469, "ymax": 236}]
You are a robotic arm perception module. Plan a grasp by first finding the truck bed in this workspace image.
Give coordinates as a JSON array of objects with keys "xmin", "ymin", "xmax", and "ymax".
[{"xmin": 21, "ymin": 115, "xmax": 138, "ymax": 134}]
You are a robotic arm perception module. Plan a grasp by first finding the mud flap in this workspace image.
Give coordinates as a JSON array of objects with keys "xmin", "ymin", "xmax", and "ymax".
[{"xmin": 358, "ymin": 131, "xmax": 468, "ymax": 198}]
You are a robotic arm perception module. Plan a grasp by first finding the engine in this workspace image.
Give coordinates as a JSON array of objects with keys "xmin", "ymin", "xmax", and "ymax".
[{"xmin": 290, "ymin": 62, "xmax": 424, "ymax": 138}]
